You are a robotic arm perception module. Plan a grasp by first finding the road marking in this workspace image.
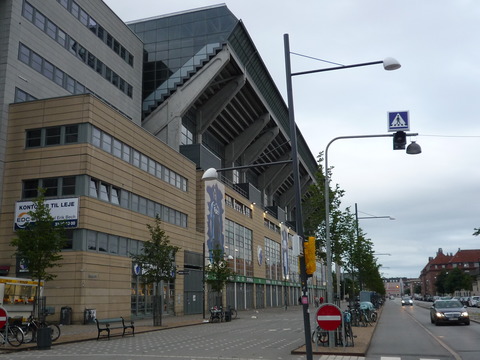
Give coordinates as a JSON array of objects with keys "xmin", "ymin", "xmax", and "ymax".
[{"xmin": 403, "ymin": 306, "xmax": 462, "ymax": 360}]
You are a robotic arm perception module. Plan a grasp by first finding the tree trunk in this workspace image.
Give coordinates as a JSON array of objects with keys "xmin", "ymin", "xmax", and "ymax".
[{"xmin": 153, "ymin": 282, "xmax": 162, "ymax": 326}]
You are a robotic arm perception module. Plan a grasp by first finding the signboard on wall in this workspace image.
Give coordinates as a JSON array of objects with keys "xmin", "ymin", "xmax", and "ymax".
[{"xmin": 14, "ymin": 198, "xmax": 79, "ymax": 230}]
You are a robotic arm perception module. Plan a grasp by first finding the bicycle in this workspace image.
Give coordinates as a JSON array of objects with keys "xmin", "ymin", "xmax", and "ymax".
[
  {"xmin": 209, "ymin": 306, "xmax": 224, "ymax": 323},
  {"xmin": 18, "ymin": 314, "xmax": 61, "ymax": 343},
  {"xmin": 342, "ymin": 310, "xmax": 355, "ymax": 347},
  {"xmin": 311, "ymin": 325, "xmax": 329, "ymax": 345},
  {"xmin": 0, "ymin": 323, "xmax": 25, "ymax": 347}
]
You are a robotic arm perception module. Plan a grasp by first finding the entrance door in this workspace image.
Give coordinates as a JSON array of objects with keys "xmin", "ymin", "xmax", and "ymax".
[{"xmin": 184, "ymin": 268, "xmax": 203, "ymax": 314}]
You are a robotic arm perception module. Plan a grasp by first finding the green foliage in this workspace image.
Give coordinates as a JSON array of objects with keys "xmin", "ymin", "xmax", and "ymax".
[
  {"xmin": 444, "ymin": 267, "xmax": 472, "ymax": 294},
  {"xmin": 302, "ymin": 152, "xmax": 384, "ymax": 298},
  {"xmin": 204, "ymin": 245, "xmax": 235, "ymax": 293},
  {"xmin": 10, "ymin": 189, "xmax": 67, "ymax": 285},
  {"xmin": 435, "ymin": 270, "xmax": 448, "ymax": 294},
  {"xmin": 131, "ymin": 215, "xmax": 180, "ymax": 285}
]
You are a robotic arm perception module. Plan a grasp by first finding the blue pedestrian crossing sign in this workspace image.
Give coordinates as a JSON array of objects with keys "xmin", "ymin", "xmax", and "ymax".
[{"xmin": 388, "ymin": 111, "xmax": 409, "ymax": 132}]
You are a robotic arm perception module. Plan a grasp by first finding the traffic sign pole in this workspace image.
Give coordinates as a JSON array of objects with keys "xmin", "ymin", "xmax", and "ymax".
[{"xmin": 316, "ymin": 303, "xmax": 342, "ymax": 347}]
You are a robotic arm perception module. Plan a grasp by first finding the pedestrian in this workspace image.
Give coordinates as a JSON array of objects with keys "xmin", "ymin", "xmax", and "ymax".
[{"xmin": 320, "ymin": 296, "xmax": 324, "ymax": 304}]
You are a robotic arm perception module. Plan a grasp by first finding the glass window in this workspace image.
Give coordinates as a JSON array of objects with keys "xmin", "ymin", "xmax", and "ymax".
[
  {"xmin": 96, "ymin": 59, "xmax": 103, "ymax": 75},
  {"xmin": 23, "ymin": 179, "xmax": 39, "ymax": 198},
  {"xmin": 97, "ymin": 26, "xmax": 105, "ymax": 41},
  {"xmin": 140, "ymin": 154, "xmax": 148, "ymax": 171},
  {"xmin": 43, "ymin": 60, "xmax": 54, "ymax": 80},
  {"xmin": 43, "ymin": 178, "xmax": 58, "ymax": 197},
  {"xmin": 57, "ymin": 29, "xmax": 67, "ymax": 47},
  {"xmin": 112, "ymin": 72, "xmax": 119, "ymax": 86},
  {"xmin": 156, "ymin": 163, "xmax": 162, "ymax": 178},
  {"xmin": 113, "ymin": 139, "xmax": 122, "ymax": 158},
  {"xmin": 66, "ymin": 76, "xmax": 75, "ymax": 93},
  {"xmin": 70, "ymin": 2, "xmax": 79, "ymax": 18},
  {"xmin": 105, "ymin": 67, "xmax": 112, "ymax": 81},
  {"xmin": 26, "ymin": 129, "xmax": 42, "ymax": 147},
  {"xmin": 54, "ymin": 68, "xmax": 64, "ymax": 87},
  {"xmin": 75, "ymin": 82, "xmax": 84, "ymax": 94},
  {"xmin": 45, "ymin": 127, "xmax": 61, "ymax": 145},
  {"xmin": 65, "ymin": 125, "xmax": 79, "ymax": 143},
  {"xmin": 62, "ymin": 176, "xmax": 76, "ymax": 195},
  {"xmin": 119, "ymin": 237, "xmax": 127, "ymax": 255},
  {"xmin": 147, "ymin": 200, "xmax": 155, "ymax": 217},
  {"xmin": 106, "ymin": 33, "xmax": 113, "ymax": 48},
  {"xmin": 87, "ymin": 53, "xmax": 95, "ymax": 69},
  {"xmin": 148, "ymin": 158, "xmax": 156, "ymax": 175},
  {"xmin": 101, "ymin": 132, "xmax": 112, "ymax": 152},
  {"xmin": 131, "ymin": 194, "xmax": 139, "ymax": 212},
  {"xmin": 122, "ymin": 143, "xmax": 130, "ymax": 162},
  {"xmin": 99, "ymin": 182, "xmax": 109, "ymax": 201},
  {"xmin": 46, "ymin": 20, "xmax": 57, "ymax": 39},
  {"xmin": 89, "ymin": 179, "xmax": 98, "ymax": 197},
  {"xmin": 34, "ymin": 11, "xmax": 46, "ymax": 31},
  {"xmin": 78, "ymin": 45, "xmax": 87, "ymax": 62},
  {"xmin": 88, "ymin": 17, "xmax": 97, "ymax": 34},
  {"xmin": 120, "ymin": 190, "xmax": 129, "ymax": 207},
  {"xmin": 15, "ymin": 88, "xmax": 27, "ymax": 103},
  {"xmin": 31, "ymin": 52, "xmax": 42, "ymax": 72},
  {"xmin": 22, "ymin": 1, "xmax": 34, "ymax": 21},
  {"xmin": 113, "ymin": 40, "xmax": 120, "ymax": 54},
  {"xmin": 139, "ymin": 197, "xmax": 147, "ymax": 215},
  {"xmin": 92, "ymin": 127, "xmax": 101, "ymax": 147},
  {"xmin": 132, "ymin": 150, "xmax": 140, "ymax": 167},
  {"xmin": 79, "ymin": 9, "xmax": 88, "ymax": 26},
  {"xmin": 18, "ymin": 44, "xmax": 30, "ymax": 64},
  {"xmin": 87, "ymin": 231, "xmax": 97, "ymax": 250},
  {"xmin": 111, "ymin": 187, "xmax": 120, "ymax": 205},
  {"xmin": 163, "ymin": 168, "xmax": 170, "ymax": 183},
  {"xmin": 108, "ymin": 234, "xmax": 118, "ymax": 254}
]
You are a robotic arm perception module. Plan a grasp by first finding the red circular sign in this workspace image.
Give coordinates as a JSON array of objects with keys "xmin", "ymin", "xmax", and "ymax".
[
  {"xmin": 316, "ymin": 304, "xmax": 342, "ymax": 331},
  {"xmin": 0, "ymin": 307, "xmax": 7, "ymax": 329}
]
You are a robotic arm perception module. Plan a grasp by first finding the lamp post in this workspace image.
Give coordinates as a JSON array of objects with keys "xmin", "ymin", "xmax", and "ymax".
[
  {"xmin": 325, "ymin": 133, "xmax": 420, "ymax": 307},
  {"xmin": 284, "ymin": 34, "xmax": 402, "ymax": 353}
]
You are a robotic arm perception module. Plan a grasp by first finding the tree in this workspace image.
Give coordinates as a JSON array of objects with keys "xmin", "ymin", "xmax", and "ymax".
[
  {"xmin": 444, "ymin": 267, "xmax": 472, "ymax": 294},
  {"xmin": 10, "ymin": 189, "xmax": 67, "ymax": 318},
  {"xmin": 435, "ymin": 270, "xmax": 448, "ymax": 295},
  {"xmin": 130, "ymin": 216, "xmax": 179, "ymax": 326},
  {"xmin": 204, "ymin": 245, "xmax": 235, "ymax": 306}
]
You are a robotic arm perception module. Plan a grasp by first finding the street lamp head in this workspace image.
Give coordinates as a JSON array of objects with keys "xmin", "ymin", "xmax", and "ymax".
[
  {"xmin": 383, "ymin": 57, "xmax": 401, "ymax": 71},
  {"xmin": 202, "ymin": 168, "xmax": 218, "ymax": 181},
  {"xmin": 406, "ymin": 141, "xmax": 422, "ymax": 155}
]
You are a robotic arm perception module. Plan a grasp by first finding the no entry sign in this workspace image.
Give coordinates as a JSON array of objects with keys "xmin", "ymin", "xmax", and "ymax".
[
  {"xmin": 316, "ymin": 303, "xmax": 342, "ymax": 331},
  {"xmin": 0, "ymin": 307, "xmax": 7, "ymax": 329}
]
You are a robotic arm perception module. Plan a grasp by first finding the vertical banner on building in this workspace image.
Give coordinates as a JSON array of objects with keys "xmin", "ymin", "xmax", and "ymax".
[
  {"xmin": 281, "ymin": 224, "xmax": 289, "ymax": 279},
  {"xmin": 292, "ymin": 234, "xmax": 300, "ymax": 256},
  {"xmin": 205, "ymin": 180, "xmax": 225, "ymax": 260}
]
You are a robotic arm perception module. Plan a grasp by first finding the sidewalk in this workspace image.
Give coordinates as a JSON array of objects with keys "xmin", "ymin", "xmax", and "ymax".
[
  {"xmin": 1, "ymin": 305, "xmax": 379, "ymax": 356},
  {"xmin": 292, "ymin": 305, "xmax": 381, "ymax": 357},
  {"xmin": 1, "ymin": 313, "xmax": 207, "ymax": 353}
]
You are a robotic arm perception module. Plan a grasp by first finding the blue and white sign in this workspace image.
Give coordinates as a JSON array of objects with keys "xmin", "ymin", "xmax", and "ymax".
[{"xmin": 388, "ymin": 111, "xmax": 409, "ymax": 132}]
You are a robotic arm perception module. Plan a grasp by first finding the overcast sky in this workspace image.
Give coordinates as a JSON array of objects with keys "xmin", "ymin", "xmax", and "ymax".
[{"xmin": 104, "ymin": 0, "xmax": 480, "ymax": 279}]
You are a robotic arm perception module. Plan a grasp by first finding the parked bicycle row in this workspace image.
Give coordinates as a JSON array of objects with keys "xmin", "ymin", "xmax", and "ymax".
[
  {"xmin": 0, "ymin": 310, "xmax": 61, "ymax": 347},
  {"xmin": 311, "ymin": 299, "xmax": 382, "ymax": 348}
]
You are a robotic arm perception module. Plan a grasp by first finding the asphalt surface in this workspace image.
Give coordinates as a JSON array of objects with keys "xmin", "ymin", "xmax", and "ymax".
[{"xmin": 0, "ymin": 304, "xmax": 377, "ymax": 357}]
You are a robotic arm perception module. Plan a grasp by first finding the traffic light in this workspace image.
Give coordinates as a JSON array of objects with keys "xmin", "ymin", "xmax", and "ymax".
[
  {"xmin": 304, "ymin": 236, "xmax": 316, "ymax": 277},
  {"xmin": 393, "ymin": 131, "xmax": 406, "ymax": 150}
]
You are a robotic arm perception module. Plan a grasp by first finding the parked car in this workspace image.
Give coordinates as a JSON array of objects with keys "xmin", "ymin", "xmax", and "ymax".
[
  {"xmin": 401, "ymin": 296, "xmax": 413, "ymax": 306},
  {"xmin": 468, "ymin": 296, "xmax": 480, "ymax": 307},
  {"xmin": 430, "ymin": 299, "xmax": 470, "ymax": 325}
]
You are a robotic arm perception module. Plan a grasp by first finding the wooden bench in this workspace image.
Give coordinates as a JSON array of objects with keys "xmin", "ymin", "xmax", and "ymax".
[{"xmin": 95, "ymin": 317, "xmax": 135, "ymax": 340}]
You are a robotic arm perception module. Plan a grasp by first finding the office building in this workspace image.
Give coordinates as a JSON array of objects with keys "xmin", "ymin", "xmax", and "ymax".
[{"xmin": 0, "ymin": 1, "xmax": 321, "ymax": 323}]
